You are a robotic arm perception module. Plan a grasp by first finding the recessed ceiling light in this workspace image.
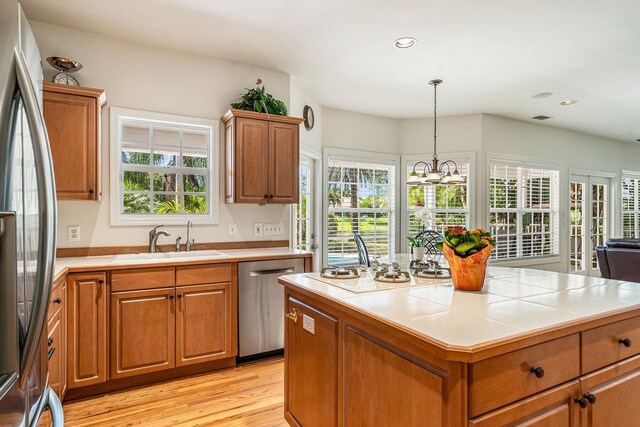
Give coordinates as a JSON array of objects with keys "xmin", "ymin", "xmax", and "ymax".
[
  {"xmin": 394, "ymin": 37, "xmax": 417, "ymax": 49},
  {"xmin": 560, "ymin": 100, "xmax": 578, "ymax": 105},
  {"xmin": 532, "ymin": 92, "xmax": 553, "ymax": 99}
]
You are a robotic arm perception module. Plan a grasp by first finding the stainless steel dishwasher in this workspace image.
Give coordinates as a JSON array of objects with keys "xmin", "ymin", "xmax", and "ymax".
[{"xmin": 238, "ymin": 258, "xmax": 304, "ymax": 359}]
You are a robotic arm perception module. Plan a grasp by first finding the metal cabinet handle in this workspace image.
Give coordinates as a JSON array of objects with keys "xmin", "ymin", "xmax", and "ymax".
[
  {"xmin": 285, "ymin": 308, "xmax": 299, "ymax": 323},
  {"xmin": 88, "ymin": 189, "xmax": 94, "ymax": 194},
  {"xmin": 575, "ymin": 396, "xmax": 588, "ymax": 408},
  {"xmin": 177, "ymin": 293, "xmax": 183, "ymax": 298},
  {"xmin": 47, "ymin": 347, "xmax": 56, "ymax": 360},
  {"xmin": 530, "ymin": 366, "xmax": 545, "ymax": 378},
  {"xmin": 620, "ymin": 338, "xmax": 632, "ymax": 347},
  {"xmin": 169, "ymin": 295, "xmax": 175, "ymax": 300},
  {"xmin": 48, "ymin": 337, "xmax": 54, "ymax": 346},
  {"xmin": 98, "ymin": 278, "xmax": 104, "ymax": 285},
  {"xmin": 585, "ymin": 393, "xmax": 597, "ymax": 404},
  {"xmin": 53, "ymin": 297, "xmax": 62, "ymax": 304},
  {"xmin": 269, "ymin": 195, "xmax": 274, "ymax": 199},
  {"xmin": 249, "ymin": 268, "xmax": 295, "ymax": 277}
]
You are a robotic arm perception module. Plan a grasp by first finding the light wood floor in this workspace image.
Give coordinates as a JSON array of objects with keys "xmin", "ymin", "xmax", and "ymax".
[{"xmin": 47, "ymin": 357, "xmax": 287, "ymax": 426}]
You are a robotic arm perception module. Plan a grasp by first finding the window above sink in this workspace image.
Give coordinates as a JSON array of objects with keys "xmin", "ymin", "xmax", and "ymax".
[{"xmin": 109, "ymin": 107, "xmax": 219, "ymax": 226}]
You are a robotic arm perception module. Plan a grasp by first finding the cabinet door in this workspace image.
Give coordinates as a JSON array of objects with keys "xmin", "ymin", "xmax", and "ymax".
[
  {"xmin": 59, "ymin": 282, "xmax": 67, "ymax": 399},
  {"xmin": 176, "ymin": 283, "xmax": 235, "ymax": 366},
  {"xmin": 110, "ymin": 288, "xmax": 175, "ymax": 379},
  {"xmin": 469, "ymin": 381, "xmax": 580, "ymax": 427},
  {"xmin": 46, "ymin": 308, "xmax": 63, "ymax": 398},
  {"xmin": 43, "ymin": 90, "xmax": 99, "ymax": 200},
  {"xmin": 235, "ymin": 117, "xmax": 269, "ymax": 203},
  {"xmin": 285, "ymin": 296, "xmax": 338, "ymax": 427},
  {"xmin": 68, "ymin": 272, "xmax": 107, "ymax": 389},
  {"xmin": 580, "ymin": 354, "xmax": 640, "ymax": 426},
  {"xmin": 268, "ymin": 121, "xmax": 299, "ymax": 203}
]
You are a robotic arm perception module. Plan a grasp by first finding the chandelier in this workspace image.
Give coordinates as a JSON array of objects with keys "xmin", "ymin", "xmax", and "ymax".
[{"xmin": 407, "ymin": 79, "xmax": 464, "ymax": 185}]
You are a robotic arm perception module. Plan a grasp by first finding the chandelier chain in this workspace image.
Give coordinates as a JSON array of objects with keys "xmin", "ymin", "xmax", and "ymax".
[{"xmin": 433, "ymin": 81, "xmax": 438, "ymax": 160}]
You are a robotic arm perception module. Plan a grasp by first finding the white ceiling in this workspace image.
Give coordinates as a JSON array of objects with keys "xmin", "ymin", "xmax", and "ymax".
[{"xmin": 22, "ymin": 0, "xmax": 640, "ymax": 143}]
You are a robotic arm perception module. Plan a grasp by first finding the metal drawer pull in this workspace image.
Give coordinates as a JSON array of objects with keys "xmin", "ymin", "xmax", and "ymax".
[
  {"xmin": 53, "ymin": 297, "xmax": 61, "ymax": 304},
  {"xmin": 48, "ymin": 347, "xmax": 55, "ymax": 360},
  {"xmin": 249, "ymin": 268, "xmax": 295, "ymax": 277},
  {"xmin": 48, "ymin": 337, "xmax": 54, "ymax": 346},
  {"xmin": 619, "ymin": 338, "xmax": 632, "ymax": 347},
  {"xmin": 285, "ymin": 308, "xmax": 299, "ymax": 323},
  {"xmin": 529, "ymin": 366, "xmax": 545, "ymax": 378},
  {"xmin": 576, "ymin": 393, "xmax": 596, "ymax": 408}
]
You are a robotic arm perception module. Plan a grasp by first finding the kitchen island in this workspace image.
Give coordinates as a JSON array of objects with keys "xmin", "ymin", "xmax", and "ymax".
[{"xmin": 279, "ymin": 266, "xmax": 640, "ymax": 426}]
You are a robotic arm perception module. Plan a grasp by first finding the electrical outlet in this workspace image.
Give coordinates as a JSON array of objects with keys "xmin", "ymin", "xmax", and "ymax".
[
  {"xmin": 253, "ymin": 222, "xmax": 263, "ymax": 237},
  {"xmin": 302, "ymin": 314, "xmax": 315, "ymax": 335},
  {"xmin": 228, "ymin": 223, "xmax": 238, "ymax": 236},
  {"xmin": 67, "ymin": 225, "xmax": 80, "ymax": 242},
  {"xmin": 276, "ymin": 223, "xmax": 284, "ymax": 235},
  {"xmin": 263, "ymin": 223, "xmax": 274, "ymax": 235}
]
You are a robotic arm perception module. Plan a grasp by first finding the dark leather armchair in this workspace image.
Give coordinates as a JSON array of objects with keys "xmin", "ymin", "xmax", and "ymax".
[{"xmin": 596, "ymin": 238, "xmax": 640, "ymax": 282}]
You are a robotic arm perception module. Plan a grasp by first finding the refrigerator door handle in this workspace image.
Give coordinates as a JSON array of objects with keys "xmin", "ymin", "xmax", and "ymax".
[
  {"xmin": 14, "ymin": 47, "xmax": 57, "ymax": 384},
  {"xmin": 46, "ymin": 386, "xmax": 64, "ymax": 427}
]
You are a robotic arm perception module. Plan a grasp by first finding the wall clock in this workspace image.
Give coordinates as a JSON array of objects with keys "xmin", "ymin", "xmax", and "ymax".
[{"xmin": 303, "ymin": 105, "xmax": 314, "ymax": 131}]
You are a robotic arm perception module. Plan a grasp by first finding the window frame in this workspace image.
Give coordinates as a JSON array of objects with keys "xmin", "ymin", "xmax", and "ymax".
[
  {"xmin": 109, "ymin": 107, "xmax": 219, "ymax": 226},
  {"xmin": 322, "ymin": 148, "xmax": 400, "ymax": 267},
  {"xmin": 487, "ymin": 153, "xmax": 561, "ymax": 264},
  {"xmin": 621, "ymin": 170, "xmax": 640, "ymax": 239},
  {"xmin": 401, "ymin": 152, "xmax": 475, "ymax": 249}
]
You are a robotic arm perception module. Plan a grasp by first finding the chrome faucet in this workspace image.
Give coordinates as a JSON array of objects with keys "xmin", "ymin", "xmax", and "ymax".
[
  {"xmin": 149, "ymin": 225, "xmax": 170, "ymax": 253},
  {"xmin": 185, "ymin": 221, "xmax": 194, "ymax": 251},
  {"xmin": 175, "ymin": 236, "xmax": 182, "ymax": 252}
]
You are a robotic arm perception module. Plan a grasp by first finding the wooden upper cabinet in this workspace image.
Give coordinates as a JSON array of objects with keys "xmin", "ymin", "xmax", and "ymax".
[
  {"xmin": 42, "ymin": 82, "xmax": 106, "ymax": 201},
  {"xmin": 269, "ymin": 121, "xmax": 299, "ymax": 203},
  {"xmin": 110, "ymin": 288, "xmax": 176, "ymax": 379},
  {"xmin": 222, "ymin": 109, "xmax": 303, "ymax": 204},
  {"xmin": 67, "ymin": 272, "xmax": 107, "ymax": 389},
  {"xmin": 176, "ymin": 283, "xmax": 236, "ymax": 367}
]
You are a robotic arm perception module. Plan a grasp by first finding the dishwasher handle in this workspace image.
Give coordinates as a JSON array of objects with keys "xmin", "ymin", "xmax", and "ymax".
[{"xmin": 248, "ymin": 267, "xmax": 296, "ymax": 277}]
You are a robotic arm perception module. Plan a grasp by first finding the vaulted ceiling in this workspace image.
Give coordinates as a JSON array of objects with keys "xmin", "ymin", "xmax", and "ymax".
[{"xmin": 22, "ymin": 0, "xmax": 640, "ymax": 143}]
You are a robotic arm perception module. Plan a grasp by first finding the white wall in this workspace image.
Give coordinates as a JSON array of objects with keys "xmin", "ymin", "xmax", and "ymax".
[
  {"xmin": 32, "ymin": 21, "xmax": 293, "ymax": 248},
  {"xmin": 400, "ymin": 114, "xmax": 482, "ymax": 155},
  {"xmin": 321, "ymin": 108, "xmax": 400, "ymax": 154}
]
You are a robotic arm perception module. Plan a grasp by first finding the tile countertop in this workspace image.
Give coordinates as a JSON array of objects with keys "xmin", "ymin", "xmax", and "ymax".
[
  {"xmin": 54, "ymin": 247, "xmax": 311, "ymax": 281},
  {"xmin": 279, "ymin": 266, "xmax": 640, "ymax": 352}
]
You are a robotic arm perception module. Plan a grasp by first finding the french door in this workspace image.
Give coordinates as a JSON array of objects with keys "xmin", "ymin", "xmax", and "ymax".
[
  {"xmin": 293, "ymin": 155, "xmax": 316, "ymax": 255},
  {"xmin": 569, "ymin": 175, "xmax": 610, "ymax": 276}
]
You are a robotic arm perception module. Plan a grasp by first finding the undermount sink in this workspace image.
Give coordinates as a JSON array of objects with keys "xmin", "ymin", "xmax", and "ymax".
[{"xmin": 113, "ymin": 249, "xmax": 229, "ymax": 262}]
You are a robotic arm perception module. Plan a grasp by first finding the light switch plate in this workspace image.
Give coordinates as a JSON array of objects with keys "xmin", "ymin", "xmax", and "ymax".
[
  {"xmin": 228, "ymin": 223, "xmax": 238, "ymax": 236},
  {"xmin": 253, "ymin": 222, "xmax": 263, "ymax": 237},
  {"xmin": 302, "ymin": 314, "xmax": 315, "ymax": 335},
  {"xmin": 67, "ymin": 225, "xmax": 80, "ymax": 242}
]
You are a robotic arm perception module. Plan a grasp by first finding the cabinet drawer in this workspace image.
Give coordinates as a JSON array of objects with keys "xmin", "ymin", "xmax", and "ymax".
[
  {"xmin": 111, "ymin": 267, "xmax": 175, "ymax": 292},
  {"xmin": 582, "ymin": 315, "xmax": 640, "ymax": 373},
  {"xmin": 469, "ymin": 334, "xmax": 580, "ymax": 417},
  {"xmin": 47, "ymin": 279, "xmax": 65, "ymax": 321},
  {"xmin": 176, "ymin": 263, "xmax": 232, "ymax": 286}
]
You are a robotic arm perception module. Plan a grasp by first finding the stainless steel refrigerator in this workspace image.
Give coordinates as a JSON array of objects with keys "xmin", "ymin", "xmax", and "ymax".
[{"xmin": 0, "ymin": 1, "xmax": 63, "ymax": 426}]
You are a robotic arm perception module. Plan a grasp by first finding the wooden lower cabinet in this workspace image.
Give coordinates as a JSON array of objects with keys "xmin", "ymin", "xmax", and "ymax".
[
  {"xmin": 579, "ymin": 353, "xmax": 640, "ymax": 426},
  {"xmin": 67, "ymin": 272, "xmax": 107, "ymax": 389},
  {"xmin": 110, "ymin": 288, "xmax": 176, "ymax": 379},
  {"xmin": 285, "ymin": 297, "xmax": 338, "ymax": 427},
  {"xmin": 345, "ymin": 327, "xmax": 451, "ymax": 427},
  {"xmin": 46, "ymin": 300, "xmax": 65, "ymax": 399},
  {"xmin": 176, "ymin": 283, "xmax": 235, "ymax": 366},
  {"xmin": 470, "ymin": 381, "xmax": 580, "ymax": 427}
]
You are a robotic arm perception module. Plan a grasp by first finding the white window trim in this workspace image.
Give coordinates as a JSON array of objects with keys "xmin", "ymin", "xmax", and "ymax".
[
  {"xmin": 487, "ymin": 152, "xmax": 562, "ymax": 265},
  {"xmin": 401, "ymin": 152, "xmax": 476, "ymax": 245},
  {"xmin": 322, "ymin": 147, "xmax": 400, "ymax": 266},
  {"xmin": 621, "ymin": 169, "xmax": 640, "ymax": 238},
  {"xmin": 109, "ymin": 107, "xmax": 219, "ymax": 226}
]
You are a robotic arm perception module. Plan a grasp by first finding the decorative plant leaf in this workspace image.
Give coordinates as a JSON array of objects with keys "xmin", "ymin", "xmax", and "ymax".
[{"xmin": 230, "ymin": 79, "xmax": 288, "ymax": 116}]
